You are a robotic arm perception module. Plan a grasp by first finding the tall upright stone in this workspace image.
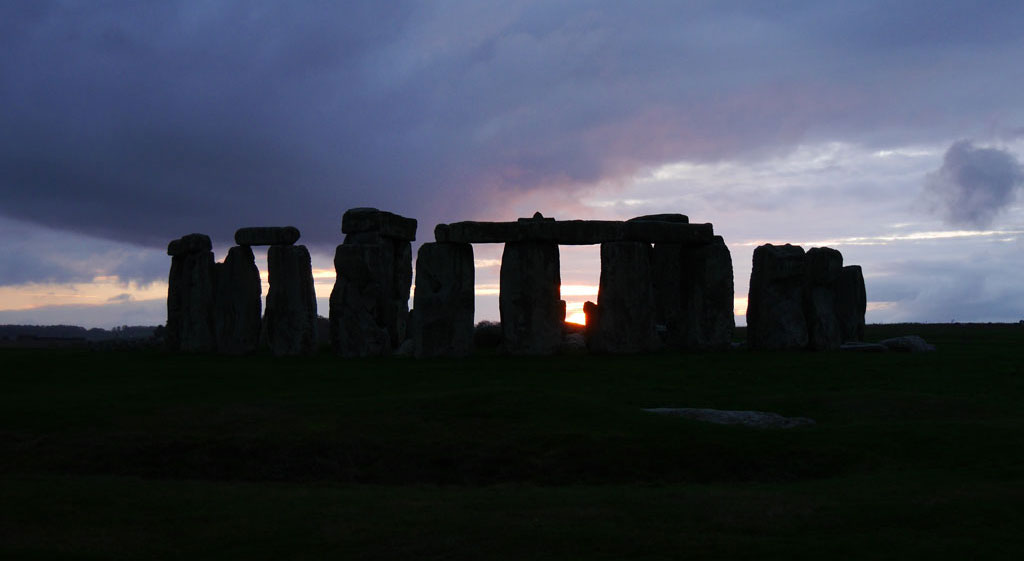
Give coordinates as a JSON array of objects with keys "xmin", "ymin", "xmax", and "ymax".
[
  {"xmin": 499, "ymin": 241, "xmax": 563, "ymax": 355},
  {"xmin": 166, "ymin": 233, "xmax": 215, "ymax": 352},
  {"xmin": 330, "ymin": 243, "xmax": 391, "ymax": 357},
  {"xmin": 331, "ymin": 208, "xmax": 416, "ymax": 355},
  {"xmin": 836, "ymin": 265, "xmax": 867, "ymax": 342},
  {"xmin": 412, "ymin": 242, "xmax": 474, "ymax": 358},
  {"xmin": 651, "ymin": 237, "xmax": 734, "ymax": 350},
  {"xmin": 265, "ymin": 244, "xmax": 317, "ymax": 356},
  {"xmin": 747, "ymin": 244, "xmax": 808, "ymax": 350},
  {"xmin": 588, "ymin": 241, "xmax": 660, "ymax": 354},
  {"xmin": 804, "ymin": 247, "xmax": 844, "ymax": 351},
  {"xmin": 680, "ymin": 236, "xmax": 735, "ymax": 349},
  {"xmin": 213, "ymin": 245, "xmax": 262, "ymax": 354}
]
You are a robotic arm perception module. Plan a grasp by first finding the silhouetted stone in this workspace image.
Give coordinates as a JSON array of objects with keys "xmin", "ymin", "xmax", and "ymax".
[
  {"xmin": 588, "ymin": 241, "xmax": 660, "ymax": 353},
  {"xmin": 435, "ymin": 219, "xmax": 713, "ymax": 245},
  {"xmin": 840, "ymin": 342, "xmax": 887, "ymax": 352},
  {"xmin": 264, "ymin": 244, "xmax": 317, "ymax": 356},
  {"xmin": 517, "ymin": 211, "xmax": 555, "ymax": 222},
  {"xmin": 747, "ymin": 244, "xmax": 808, "ymax": 350},
  {"xmin": 166, "ymin": 234, "xmax": 215, "ymax": 352},
  {"xmin": 342, "ymin": 207, "xmax": 417, "ymax": 241},
  {"xmin": 628, "ymin": 213, "xmax": 689, "ymax": 223},
  {"xmin": 167, "ymin": 233, "xmax": 212, "ymax": 256},
  {"xmin": 234, "ymin": 226, "xmax": 300, "ymax": 246},
  {"xmin": 682, "ymin": 237, "xmax": 735, "ymax": 349},
  {"xmin": 803, "ymin": 247, "xmax": 844, "ymax": 351},
  {"xmin": 836, "ymin": 265, "xmax": 866, "ymax": 341},
  {"xmin": 412, "ymin": 242, "xmax": 474, "ymax": 358},
  {"xmin": 213, "ymin": 245, "xmax": 262, "ymax": 354},
  {"xmin": 166, "ymin": 256, "xmax": 183, "ymax": 351},
  {"xmin": 499, "ymin": 241, "xmax": 563, "ymax": 355},
  {"xmin": 643, "ymin": 408, "xmax": 815, "ymax": 429},
  {"xmin": 652, "ymin": 237, "xmax": 735, "ymax": 350},
  {"xmin": 329, "ymin": 243, "xmax": 391, "ymax": 357},
  {"xmin": 559, "ymin": 332, "xmax": 586, "ymax": 354},
  {"xmin": 332, "ymin": 208, "xmax": 416, "ymax": 353}
]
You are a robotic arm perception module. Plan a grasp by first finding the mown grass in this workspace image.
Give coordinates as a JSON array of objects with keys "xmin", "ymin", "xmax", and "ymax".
[{"xmin": 1, "ymin": 323, "xmax": 1022, "ymax": 559}]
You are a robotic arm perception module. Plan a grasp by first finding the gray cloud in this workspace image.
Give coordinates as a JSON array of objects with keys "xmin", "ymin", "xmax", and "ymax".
[
  {"xmin": 924, "ymin": 141, "xmax": 1024, "ymax": 228},
  {"xmin": 2, "ymin": 0, "xmax": 1024, "ymax": 274}
]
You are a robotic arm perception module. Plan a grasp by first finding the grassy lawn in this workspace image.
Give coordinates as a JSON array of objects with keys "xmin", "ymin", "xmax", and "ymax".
[{"xmin": 1, "ymin": 323, "xmax": 1022, "ymax": 559}]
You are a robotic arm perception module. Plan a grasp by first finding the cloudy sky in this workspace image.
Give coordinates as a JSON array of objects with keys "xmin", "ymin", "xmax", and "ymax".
[{"xmin": 2, "ymin": 0, "xmax": 1023, "ymax": 327}]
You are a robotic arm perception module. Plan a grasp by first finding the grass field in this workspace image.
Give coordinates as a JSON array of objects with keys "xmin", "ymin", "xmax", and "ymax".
[{"xmin": 2, "ymin": 323, "xmax": 1022, "ymax": 559}]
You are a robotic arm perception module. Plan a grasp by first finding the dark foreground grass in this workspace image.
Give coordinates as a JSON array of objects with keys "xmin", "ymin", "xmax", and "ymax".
[{"xmin": 1, "ymin": 323, "xmax": 1022, "ymax": 559}]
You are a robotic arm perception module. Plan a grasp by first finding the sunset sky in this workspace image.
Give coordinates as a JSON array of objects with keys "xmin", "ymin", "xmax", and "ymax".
[{"xmin": 2, "ymin": 1, "xmax": 1023, "ymax": 328}]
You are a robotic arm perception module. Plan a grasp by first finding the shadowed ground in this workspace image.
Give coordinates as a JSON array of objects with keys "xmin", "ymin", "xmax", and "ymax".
[{"xmin": 1, "ymin": 324, "xmax": 1022, "ymax": 559}]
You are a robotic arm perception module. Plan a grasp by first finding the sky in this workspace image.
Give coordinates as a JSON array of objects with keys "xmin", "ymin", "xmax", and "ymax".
[{"xmin": 2, "ymin": 0, "xmax": 1023, "ymax": 328}]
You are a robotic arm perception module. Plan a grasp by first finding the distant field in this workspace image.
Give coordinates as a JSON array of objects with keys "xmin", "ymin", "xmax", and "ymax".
[{"xmin": 2, "ymin": 323, "xmax": 1022, "ymax": 559}]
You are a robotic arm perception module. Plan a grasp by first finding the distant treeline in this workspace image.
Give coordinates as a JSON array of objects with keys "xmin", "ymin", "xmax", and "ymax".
[{"xmin": 0, "ymin": 324, "xmax": 160, "ymax": 341}]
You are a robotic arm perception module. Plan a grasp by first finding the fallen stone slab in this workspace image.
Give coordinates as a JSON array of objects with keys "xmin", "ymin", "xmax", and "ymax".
[
  {"xmin": 167, "ymin": 233, "xmax": 212, "ymax": 256},
  {"xmin": 342, "ymin": 207, "xmax": 417, "ymax": 241},
  {"xmin": 234, "ymin": 226, "xmax": 300, "ymax": 246},
  {"xmin": 435, "ymin": 219, "xmax": 713, "ymax": 245},
  {"xmin": 840, "ymin": 342, "xmax": 888, "ymax": 352},
  {"xmin": 879, "ymin": 335, "xmax": 936, "ymax": 352},
  {"xmin": 643, "ymin": 408, "xmax": 816, "ymax": 429}
]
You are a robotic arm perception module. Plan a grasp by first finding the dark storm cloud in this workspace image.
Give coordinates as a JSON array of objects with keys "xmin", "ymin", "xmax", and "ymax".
[
  {"xmin": 924, "ymin": 141, "xmax": 1024, "ymax": 228},
  {"xmin": 3, "ymin": 0, "xmax": 1024, "ymax": 260},
  {"xmin": 0, "ymin": 217, "xmax": 167, "ymax": 285}
]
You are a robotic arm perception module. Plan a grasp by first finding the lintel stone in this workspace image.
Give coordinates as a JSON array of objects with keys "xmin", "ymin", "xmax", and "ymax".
[
  {"xmin": 234, "ymin": 226, "xmax": 300, "ymax": 246},
  {"xmin": 435, "ymin": 219, "xmax": 712, "ymax": 245},
  {"xmin": 342, "ymin": 208, "xmax": 417, "ymax": 241}
]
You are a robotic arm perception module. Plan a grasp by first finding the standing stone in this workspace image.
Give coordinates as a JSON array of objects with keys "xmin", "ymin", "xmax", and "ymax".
[
  {"xmin": 330, "ymin": 209, "xmax": 416, "ymax": 355},
  {"xmin": 588, "ymin": 241, "xmax": 660, "ymax": 354},
  {"xmin": 499, "ymin": 241, "xmax": 563, "ymax": 355},
  {"xmin": 679, "ymin": 236, "xmax": 735, "ymax": 349},
  {"xmin": 391, "ymin": 240, "xmax": 413, "ymax": 345},
  {"xmin": 412, "ymin": 242, "xmax": 474, "ymax": 358},
  {"xmin": 836, "ymin": 265, "xmax": 867, "ymax": 342},
  {"xmin": 804, "ymin": 247, "xmax": 844, "ymax": 351},
  {"xmin": 330, "ymin": 243, "xmax": 391, "ymax": 357},
  {"xmin": 213, "ymin": 245, "xmax": 262, "ymax": 354},
  {"xmin": 265, "ymin": 244, "xmax": 318, "ymax": 356},
  {"xmin": 166, "ymin": 255, "xmax": 183, "ymax": 351},
  {"xmin": 747, "ymin": 244, "xmax": 808, "ymax": 350},
  {"xmin": 652, "ymin": 239, "xmax": 735, "ymax": 350},
  {"xmin": 166, "ymin": 234, "xmax": 215, "ymax": 352}
]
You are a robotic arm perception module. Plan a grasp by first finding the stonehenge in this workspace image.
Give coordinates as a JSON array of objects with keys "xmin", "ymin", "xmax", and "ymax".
[
  {"xmin": 165, "ymin": 226, "xmax": 316, "ymax": 355},
  {"xmin": 166, "ymin": 208, "xmax": 868, "ymax": 358},
  {"xmin": 747, "ymin": 243, "xmax": 867, "ymax": 351},
  {"xmin": 430, "ymin": 212, "xmax": 729, "ymax": 355}
]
